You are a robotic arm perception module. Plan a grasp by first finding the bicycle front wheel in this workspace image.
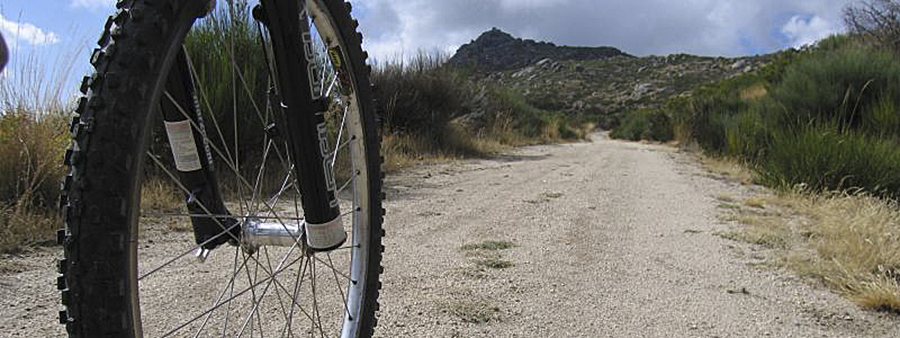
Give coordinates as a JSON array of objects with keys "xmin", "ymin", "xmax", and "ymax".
[{"xmin": 57, "ymin": 1, "xmax": 384, "ymax": 337}]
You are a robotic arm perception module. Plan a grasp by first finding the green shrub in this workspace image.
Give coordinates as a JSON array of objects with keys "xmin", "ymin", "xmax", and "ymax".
[
  {"xmin": 689, "ymin": 95, "xmax": 747, "ymax": 152},
  {"xmin": 769, "ymin": 46, "xmax": 900, "ymax": 132},
  {"xmin": 372, "ymin": 52, "xmax": 472, "ymax": 136},
  {"xmin": 671, "ymin": 36, "xmax": 900, "ymax": 200},
  {"xmin": 610, "ymin": 110, "xmax": 649, "ymax": 141},
  {"xmin": 372, "ymin": 55, "xmax": 586, "ymax": 158},
  {"xmin": 759, "ymin": 123, "xmax": 900, "ymax": 199},
  {"xmin": 723, "ymin": 107, "xmax": 771, "ymax": 161},
  {"xmin": 611, "ymin": 109, "xmax": 672, "ymax": 142}
]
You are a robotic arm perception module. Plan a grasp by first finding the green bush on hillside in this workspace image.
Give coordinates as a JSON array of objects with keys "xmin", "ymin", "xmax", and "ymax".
[
  {"xmin": 675, "ymin": 38, "xmax": 900, "ymax": 199},
  {"xmin": 769, "ymin": 46, "xmax": 900, "ymax": 131},
  {"xmin": 372, "ymin": 52, "xmax": 472, "ymax": 137},
  {"xmin": 759, "ymin": 123, "xmax": 900, "ymax": 199},
  {"xmin": 611, "ymin": 108, "xmax": 672, "ymax": 142}
]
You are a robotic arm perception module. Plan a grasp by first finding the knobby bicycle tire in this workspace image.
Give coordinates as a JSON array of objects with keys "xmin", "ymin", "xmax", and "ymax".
[{"xmin": 57, "ymin": 0, "xmax": 384, "ymax": 337}]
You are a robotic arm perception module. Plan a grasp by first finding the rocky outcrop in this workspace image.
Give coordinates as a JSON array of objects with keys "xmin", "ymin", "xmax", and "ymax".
[{"xmin": 448, "ymin": 28, "xmax": 631, "ymax": 72}]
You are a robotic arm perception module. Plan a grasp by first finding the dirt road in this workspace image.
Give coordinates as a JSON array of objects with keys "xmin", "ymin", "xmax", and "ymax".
[
  {"xmin": 373, "ymin": 134, "xmax": 898, "ymax": 338},
  {"xmin": 1, "ymin": 134, "xmax": 897, "ymax": 337}
]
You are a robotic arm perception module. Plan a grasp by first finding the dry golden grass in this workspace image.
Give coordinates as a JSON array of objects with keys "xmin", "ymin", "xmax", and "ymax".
[
  {"xmin": 718, "ymin": 187, "xmax": 900, "ymax": 312},
  {"xmin": 441, "ymin": 298, "xmax": 502, "ymax": 323},
  {"xmin": 719, "ymin": 213, "xmax": 790, "ymax": 249},
  {"xmin": 789, "ymin": 193, "xmax": 900, "ymax": 312},
  {"xmin": 703, "ymin": 153, "xmax": 900, "ymax": 312},
  {"xmin": 698, "ymin": 154, "xmax": 755, "ymax": 185},
  {"xmin": 381, "ymin": 124, "xmax": 509, "ymax": 172},
  {"xmin": 0, "ymin": 204, "xmax": 60, "ymax": 254},
  {"xmin": 0, "ymin": 112, "xmax": 69, "ymax": 254},
  {"xmin": 140, "ymin": 178, "xmax": 184, "ymax": 213}
]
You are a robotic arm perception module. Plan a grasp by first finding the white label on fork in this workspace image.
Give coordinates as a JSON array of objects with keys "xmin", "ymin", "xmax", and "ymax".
[{"xmin": 164, "ymin": 120, "xmax": 203, "ymax": 172}]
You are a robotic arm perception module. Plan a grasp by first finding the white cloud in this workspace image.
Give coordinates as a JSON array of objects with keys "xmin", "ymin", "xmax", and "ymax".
[
  {"xmin": 354, "ymin": 0, "xmax": 855, "ymax": 60},
  {"xmin": 0, "ymin": 14, "xmax": 60, "ymax": 46},
  {"xmin": 70, "ymin": 0, "xmax": 116, "ymax": 10},
  {"xmin": 782, "ymin": 15, "xmax": 840, "ymax": 48}
]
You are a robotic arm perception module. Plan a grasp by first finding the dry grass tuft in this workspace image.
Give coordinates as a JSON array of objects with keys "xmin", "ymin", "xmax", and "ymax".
[
  {"xmin": 381, "ymin": 125, "xmax": 506, "ymax": 173},
  {"xmin": 720, "ymin": 188, "xmax": 900, "ymax": 312},
  {"xmin": 699, "ymin": 155, "xmax": 755, "ymax": 185},
  {"xmin": 442, "ymin": 299, "xmax": 502, "ymax": 323},
  {"xmin": 790, "ymin": 193, "xmax": 900, "ymax": 312},
  {"xmin": 0, "ymin": 112, "xmax": 69, "ymax": 254},
  {"xmin": 460, "ymin": 240, "xmax": 517, "ymax": 251},
  {"xmin": 739, "ymin": 83, "xmax": 767, "ymax": 101},
  {"xmin": 708, "ymin": 158, "xmax": 900, "ymax": 311},
  {"xmin": 0, "ymin": 204, "xmax": 60, "ymax": 254},
  {"xmin": 474, "ymin": 257, "xmax": 514, "ymax": 269},
  {"xmin": 719, "ymin": 214, "xmax": 790, "ymax": 249},
  {"xmin": 0, "ymin": 43, "xmax": 81, "ymax": 253},
  {"xmin": 140, "ymin": 178, "xmax": 184, "ymax": 213}
]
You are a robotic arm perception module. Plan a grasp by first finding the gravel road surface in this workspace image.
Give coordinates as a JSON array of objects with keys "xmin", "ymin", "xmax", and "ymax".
[{"xmin": 1, "ymin": 134, "xmax": 897, "ymax": 337}]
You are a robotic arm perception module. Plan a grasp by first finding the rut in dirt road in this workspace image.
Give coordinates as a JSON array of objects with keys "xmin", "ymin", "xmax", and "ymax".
[{"xmin": 375, "ymin": 134, "xmax": 898, "ymax": 338}]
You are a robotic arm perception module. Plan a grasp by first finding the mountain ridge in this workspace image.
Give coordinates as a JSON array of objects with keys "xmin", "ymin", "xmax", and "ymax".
[{"xmin": 448, "ymin": 28, "xmax": 632, "ymax": 72}]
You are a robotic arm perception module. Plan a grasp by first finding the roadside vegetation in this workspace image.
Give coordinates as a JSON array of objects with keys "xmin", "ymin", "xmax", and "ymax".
[
  {"xmin": 0, "ymin": 45, "xmax": 77, "ymax": 254},
  {"xmin": 373, "ymin": 52, "xmax": 592, "ymax": 171},
  {"xmin": 613, "ymin": 0, "xmax": 900, "ymax": 312}
]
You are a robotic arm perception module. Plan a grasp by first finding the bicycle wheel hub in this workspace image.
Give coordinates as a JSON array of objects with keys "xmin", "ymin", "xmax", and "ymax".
[
  {"xmin": 241, "ymin": 218, "xmax": 304, "ymax": 251},
  {"xmin": 238, "ymin": 215, "xmax": 348, "ymax": 251}
]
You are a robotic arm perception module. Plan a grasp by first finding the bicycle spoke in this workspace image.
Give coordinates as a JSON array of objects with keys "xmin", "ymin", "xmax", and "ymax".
[
  {"xmin": 310, "ymin": 260, "xmax": 327, "ymax": 338},
  {"xmin": 159, "ymin": 252, "xmax": 304, "ymax": 338},
  {"xmin": 147, "ymin": 145, "xmax": 298, "ymax": 246},
  {"xmin": 323, "ymin": 74, "xmax": 339, "ymax": 100},
  {"xmin": 234, "ymin": 249, "xmax": 300, "ymax": 338},
  {"xmin": 312, "ymin": 254, "xmax": 353, "ymax": 284},
  {"xmin": 261, "ymin": 247, "xmax": 304, "ymax": 338},
  {"xmin": 183, "ymin": 50, "xmax": 237, "ymax": 167},
  {"xmin": 335, "ymin": 171, "xmax": 359, "ymax": 197},
  {"xmin": 250, "ymin": 139, "xmax": 275, "ymax": 215},
  {"xmin": 326, "ymin": 253, "xmax": 351, "ymax": 320},
  {"xmin": 329, "ymin": 106, "xmax": 349, "ymax": 169},
  {"xmin": 241, "ymin": 250, "xmax": 263, "ymax": 338},
  {"xmin": 281, "ymin": 254, "xmax": 306, "ymax": 338},
  {"xmin": 191, "ymin": 248, "xmax": 248, "ymax": 338},
  {"xmin": 144, "ymin": 153, "xmax": 295, "ymax": 283},
  {"xmin": 138, "ymin": 222, "xmax": 240, "ymax": 281},
  {"xmin": 142, "ymin": 212, "xmax": 304, "ymax": 222}
]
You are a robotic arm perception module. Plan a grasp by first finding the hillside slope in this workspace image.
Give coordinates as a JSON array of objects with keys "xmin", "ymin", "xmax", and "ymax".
[{"xmin": 451, "ymin": 29, "xmax": 772, "ymax": 127}]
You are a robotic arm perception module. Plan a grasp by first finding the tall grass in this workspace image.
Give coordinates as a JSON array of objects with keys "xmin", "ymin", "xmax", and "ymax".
[
  {"xmin": 768, "ymin": 46, "xmax": 900, "ymax": 132},
  {"xmin": 0, "ymin": 45, "xmax": 79, "ymax": 253},
  {"xmin": 182, "ymin": 0, "xmax": 268, "ymax": 162},
  {"xmin": 758, "ymin": 124, "xmax": 900, "ymax": 198},
  {"xmin": 374, "ymin": 52, "xmax": 472, "ymax": 137}
]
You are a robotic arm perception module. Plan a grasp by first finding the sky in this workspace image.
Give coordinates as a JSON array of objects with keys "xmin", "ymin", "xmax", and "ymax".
[{"xmin": 0, "ymin": 0, "xmax": 856, "ymax": 95}]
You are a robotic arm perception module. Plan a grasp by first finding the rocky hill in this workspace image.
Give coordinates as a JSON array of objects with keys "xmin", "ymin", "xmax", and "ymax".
[
  {"xmin": 450, "ymin": 29, "xmax": 771, "ymax": 129},
  {"xmin": 448, "ymin": 28, "xmax": 631, "ymax": 72}
]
